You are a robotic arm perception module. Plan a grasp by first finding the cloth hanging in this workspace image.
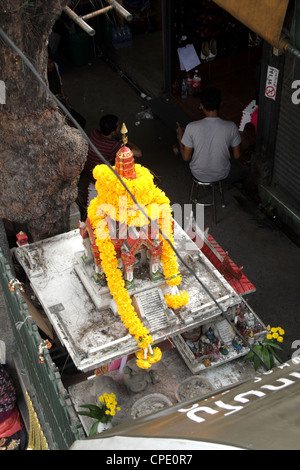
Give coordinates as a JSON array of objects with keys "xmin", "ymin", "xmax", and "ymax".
[{"xmin": 213, "ymin": 0, "xmax": 289, "ymax": 48}]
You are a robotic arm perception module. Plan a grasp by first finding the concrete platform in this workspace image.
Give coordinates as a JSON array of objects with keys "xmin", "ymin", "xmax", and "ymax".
[
  {"xmin": 14, "ymin": 221, "xmax": 254, "ymax": 372},
  {"xmin": 68, "ymin": 345, "xmax": 259, "ymax": 435}
]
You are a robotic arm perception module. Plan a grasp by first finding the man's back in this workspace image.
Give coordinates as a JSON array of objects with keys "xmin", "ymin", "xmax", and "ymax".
[{"xmin": 182, "ymin": 117, "xmax": 241, "ymax": 182}]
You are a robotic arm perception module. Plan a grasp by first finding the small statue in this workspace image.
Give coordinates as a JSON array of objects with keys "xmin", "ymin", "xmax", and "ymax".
[
  {"xmin": 123, "ymin": 358, "xmax": 151, "ymax": 393},
  {"xmin": 203, "ymin": 358, "xmax": 211, "ymax": 367},
  {"xmin": 232, "ymin": 336, "xmax": 243, "ymax": 351},
  {"xmin": 248, "ymin": 330, "xmax": 255, "ymax": 346},
  {"xmin": 200, "ymin": 334, "xmax": 211, "ymax": 346},
  {"xmin": 219, "ymin": 342, "xmax": 229, "ymax": 355},
  {"xmin": 247, "ymin": 312, "xmax": 255, "ymax": 329},
  {"xmin": 234, "ymin": 304, "xmax": 248, "ymax": 331},
  {"xmin": 205, "ymin": 327, "xmax": 216, "ymax": 342}
]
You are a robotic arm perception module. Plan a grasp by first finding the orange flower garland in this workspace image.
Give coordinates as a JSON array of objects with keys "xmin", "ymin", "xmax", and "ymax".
[
  {"xmin": 164, "ymin": 291, "xmax": 189, "ymax": 309},
  {"xmin": 88, "ymin": 163, "xmax": 189, "ymax": 368}
]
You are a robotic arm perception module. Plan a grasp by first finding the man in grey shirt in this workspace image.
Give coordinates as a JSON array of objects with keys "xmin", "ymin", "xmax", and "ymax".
[{"xmin": 177, "ymin": 87, "xmax": 242, "ymax": 183}]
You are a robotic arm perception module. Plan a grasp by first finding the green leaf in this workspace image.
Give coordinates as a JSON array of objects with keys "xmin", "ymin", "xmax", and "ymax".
[
  {"xmin": 77, "ymin": 410, "xmax": 93, "ymax": 418},
  {"xmin": 254, "ymin": 355, "xmax": 261, "ymax": 370},
  {"xmin": 263, "ymin": 339, "xmax": 283, "ymax": 350},
  {"xmin": 262, "ymin": 347, "xmax": 272, "ymax": 370},
  {"xmin": 79, "ymin": 404, "xmax": 100, "ymax": 412},
  {"xmin": 270, "ymin": 348, "xmax": 283, "ymax": 364},
  {"xmin": 89, "ymin": 421, "xmax": 99, "ymax": 437},
  {"xmin": 251, "ymin": 344, "xmax": 264, "ymax": 370},
  {"xmin": 244, "ymin": 350, "xmax": 254, "ymax": 360},
  {"xmin": 78, "ymin": 404, "xmax": 104, "ymax": 420}
]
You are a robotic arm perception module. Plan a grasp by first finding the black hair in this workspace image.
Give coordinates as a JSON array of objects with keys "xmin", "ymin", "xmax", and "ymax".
[
  {"xmin": 99, "ymin": 114, "xmax": 119, "ymax": 136},
  {"xmin": 199, "ymin": 87, "xmax": 221, "ymax": 111}
]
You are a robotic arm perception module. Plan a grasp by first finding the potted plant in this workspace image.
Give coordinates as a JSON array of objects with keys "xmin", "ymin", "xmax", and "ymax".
[
  {"xmin": 244, "ymin": 326, "xmax": 285, "ymax": 370},
  {"xmin": 78, "ymin": 393, "xmax": 120, "ymax": 436}
]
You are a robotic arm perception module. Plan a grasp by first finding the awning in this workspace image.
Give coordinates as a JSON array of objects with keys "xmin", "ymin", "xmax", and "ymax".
[
  {"xmin": 70, "ymin": 359, "xmax": 300, "ymax": 450},
  {"xmin": 213, "ymin": 0, "xmax": 290, "ymax": 48}
]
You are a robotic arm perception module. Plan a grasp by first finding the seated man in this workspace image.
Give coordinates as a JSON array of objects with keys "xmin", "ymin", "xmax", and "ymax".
[
  {"xmin": 77, "ymin": 114, "xmax": 142, "ymax": 220},
  {"xmin": 176, "ymin": 87, "xmax": 242, "ymax": 183}
]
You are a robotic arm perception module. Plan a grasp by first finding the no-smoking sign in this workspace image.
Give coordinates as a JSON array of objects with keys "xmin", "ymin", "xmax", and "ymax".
[
  {"xmin": 265, "ymin": 85, "xmax": 276, "ymax": 99},
  {"xmin": 265, "ymin": 66, "xmax": 279, "ymax": 101}
]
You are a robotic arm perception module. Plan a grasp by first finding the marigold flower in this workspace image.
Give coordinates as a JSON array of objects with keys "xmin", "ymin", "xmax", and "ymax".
[
  {"xmin": 88, "ymin": 162, "xmax": 188, "ymax": 369},
  {"xmin": 164, "ymin": 291, "xmax": 189, "ymax": 309}
]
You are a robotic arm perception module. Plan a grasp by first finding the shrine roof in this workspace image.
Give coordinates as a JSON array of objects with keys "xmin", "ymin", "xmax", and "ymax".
[{"xmin": 187, "ymin": 228, "xmax": 256, "ymax": 295}]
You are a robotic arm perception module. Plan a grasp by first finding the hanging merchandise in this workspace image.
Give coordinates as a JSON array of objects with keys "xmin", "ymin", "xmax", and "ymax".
[
  {"xmin": 112, "ymin": 25, "xmax": 132, "ymax": 49},
  {"xmin": 192, "ymin": 69, "xmax": 201, "ymax": 96},
  {"xmin": 181, "ymin": 78, "xmax": 188, "ymax": 99},
  {"xmin": 187, "ymin": 74, "xmax": 193, "ymax": 95}
]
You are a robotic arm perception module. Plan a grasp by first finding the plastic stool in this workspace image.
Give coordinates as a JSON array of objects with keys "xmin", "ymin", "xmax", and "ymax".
[{"xmin": 190, "ymin": 178, "xmax": 225, "ymax": 224}]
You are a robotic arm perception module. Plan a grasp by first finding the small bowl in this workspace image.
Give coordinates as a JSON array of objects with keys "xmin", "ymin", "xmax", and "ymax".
[{"xmin": 175, "ymin": 375, "xmax": 214, "ymax": 402}]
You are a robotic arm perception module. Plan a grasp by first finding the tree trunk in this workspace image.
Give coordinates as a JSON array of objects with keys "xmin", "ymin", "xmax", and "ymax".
[{"xmin": 0, "ymin": 0, "xmax": 88, "ymax": 241}]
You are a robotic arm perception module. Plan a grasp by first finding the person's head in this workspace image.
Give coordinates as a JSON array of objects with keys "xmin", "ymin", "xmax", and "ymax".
[
  {"xmin": 199, "ymin": 87, "xmax": 221, "ymax": 112},
  {"xmin": 99, "ymin": 114, "xmax": 120, "ymax": 136}
]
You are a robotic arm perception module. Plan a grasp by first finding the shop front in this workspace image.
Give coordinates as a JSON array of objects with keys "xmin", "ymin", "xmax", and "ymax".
[
  {"xmin": 57, "ymin": 0, "xmax": 299, "ymax": 240},
  {"xmin": 166, "ymin": 0, "xmax": 300, "ymax": 241}
]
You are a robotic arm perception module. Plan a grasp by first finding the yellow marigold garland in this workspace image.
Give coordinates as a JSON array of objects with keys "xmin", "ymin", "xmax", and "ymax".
[
  {"xmin": 135, "ymin": 346, "xmax": 162, "ymax": 369},
  {"xmin": 89, "ymin": 223, "xmax": 155, "ymax": 365},
  {"xmin": 164, "ymin": 291, "xmax": 189, "ymax": 309},
  {"xmin": 87, "ymin": 163, "xmax": 189, "ymax": 368}
]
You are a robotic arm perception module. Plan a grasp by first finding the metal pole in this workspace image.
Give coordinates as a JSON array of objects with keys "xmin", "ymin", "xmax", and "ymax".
[
  {"xmin": 64, "ymin": 1, "xmax": 133, "ymax": 36},
  {"xmin": 278, "ymin": 36, "xmax": 300, "ymax": 60},
  {"xmin": 81, "ymin": 6, "xmax": 114, "ymax": 21},
  {"xmin": 106, "ymin": 0, "xmax": 133, "ymax": 22},
  {"xmin": 63, "ymin": 6, "xmax": 96, "ymax": 36}
]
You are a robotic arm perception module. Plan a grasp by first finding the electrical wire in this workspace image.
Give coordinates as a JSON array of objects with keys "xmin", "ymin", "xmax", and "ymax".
[{"xmin": 0, "ymin": 24, "xmax": 269, "ymax": 371}]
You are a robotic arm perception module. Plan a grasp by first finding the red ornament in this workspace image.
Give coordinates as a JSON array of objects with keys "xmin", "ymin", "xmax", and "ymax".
[{"xmin": 16, "ymin": 231, "xmax": 28, "ymax": 246}]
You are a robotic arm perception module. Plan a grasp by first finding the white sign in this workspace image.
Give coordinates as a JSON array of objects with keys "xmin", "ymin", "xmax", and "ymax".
[
  {"xmin": 291, "ymin": 80, "xmax": 300, "ymax": 104},
  {"xmin": 0, "ymin": 80, "xmax": 5, "ymax": 104},
  {"xmin": 177, "ymin": 44, "xmax": 201, "ymax": 72},
  {"xmin": 265, "ymin": 66, "xmax": 279, "ymax": 100},
  {"xmin": 216, "ymin": 319, "xmax": 234, "ymax": 345}
]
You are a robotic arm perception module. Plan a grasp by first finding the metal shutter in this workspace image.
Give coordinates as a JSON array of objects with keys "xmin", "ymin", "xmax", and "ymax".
[{"xmin": 272, "ymin": 51, "xmax": 300, "ymax": 208}]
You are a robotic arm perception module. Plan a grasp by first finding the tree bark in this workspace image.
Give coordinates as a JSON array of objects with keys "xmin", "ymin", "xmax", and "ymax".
[{"xmin": 0, "ymin": 0, "xmax": 88, "ymax": 240}]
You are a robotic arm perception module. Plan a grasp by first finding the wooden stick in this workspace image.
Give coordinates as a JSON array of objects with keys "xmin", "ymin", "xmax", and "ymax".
[
  {"xmin": 64, "ymin": 1, "xmax": 132, "ymax": 37},
  {"xmin": 81, "ymin": 6, "xmax": 114, "ymax": 21},
  {"xmin": 106, "ymin": 0, "xmax": 133, "ymax": 22},
  {"xmin": 63, "ymin": 6, "xmax": 95, "ymax": 36}
]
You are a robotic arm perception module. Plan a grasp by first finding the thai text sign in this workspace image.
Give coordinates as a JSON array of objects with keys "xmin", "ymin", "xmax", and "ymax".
[{"xmin": 265, "ymin": 66, "xmax": 279, "ymax": 101}]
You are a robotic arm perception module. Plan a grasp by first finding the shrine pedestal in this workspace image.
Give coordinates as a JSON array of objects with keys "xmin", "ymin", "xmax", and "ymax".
[{"xmin": 14, "ymin": 221, "xmax": 266, "ymax": 374}]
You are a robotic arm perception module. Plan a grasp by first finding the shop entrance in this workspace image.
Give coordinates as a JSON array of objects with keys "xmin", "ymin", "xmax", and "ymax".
[
  {"xmin": 92, "ymin": 0, "xmax": 166, "ymax": 98},
  {"xmin": 51, "ymin": 0, "xmax": 263, "ymax": 163},
  {"xmin": 169, "ymin": 0, "xmax": 263, "ymax": 163},
  {"xmin": 95, "ymin": 0, "xmax": 263, "ymax": 161}
]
